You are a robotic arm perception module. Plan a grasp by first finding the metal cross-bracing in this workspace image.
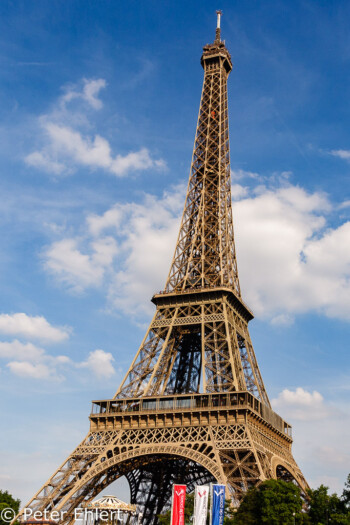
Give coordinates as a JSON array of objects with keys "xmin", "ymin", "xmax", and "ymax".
[
  {"xmin": 115, "ymin": 290, "xmax": 270, "ymax": 404},
  {"xmin": 126, "ymin": 459, "xmax": 215, "ymax": 525},
  {"xmin": 17, "ymin": 394, "xmax": 308, "ymax": 525},
  {"xmin": 165, "ymin": 33, "xmax": 240, "ymax": 296},
  {"xmin": 16, "ymin": 14, "xmax": 308, "ymax": 525}
]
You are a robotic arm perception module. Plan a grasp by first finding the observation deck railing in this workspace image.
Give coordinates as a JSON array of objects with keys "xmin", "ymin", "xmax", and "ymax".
[{"xmin": 91, "ymin": 391, "xmax": 292, "ymax": 438}]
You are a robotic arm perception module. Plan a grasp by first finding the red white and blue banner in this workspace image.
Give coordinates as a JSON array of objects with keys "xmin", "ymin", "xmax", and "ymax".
[
  {"xmin": 171, "ymin": 485, "xmax": 187, "ymax": 525},
  {"xmin": 194, "ymin": 485, "xmax": 209, "ymax": 525},
  {"xmin": 211, "ymin": 484, "xmax": 225, "ymax": 525}
]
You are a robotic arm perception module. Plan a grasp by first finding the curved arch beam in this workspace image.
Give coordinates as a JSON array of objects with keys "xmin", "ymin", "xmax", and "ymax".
[
  {"xmin": 55, "ymin": 444, "xmax": 225, "ymax": 516},
  {"xmin": 271, "ymin": 456, "xmax": 308, "ymax": 493}
]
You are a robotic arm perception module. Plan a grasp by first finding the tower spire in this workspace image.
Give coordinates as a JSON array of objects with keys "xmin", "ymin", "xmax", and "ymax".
[
  {"xmin": 215, "ymin": 9, "xmax": 222, "ymax": 42},
  {"xmin": 165, "ymin": 9, "xmax": 236, "ymax": 295}
]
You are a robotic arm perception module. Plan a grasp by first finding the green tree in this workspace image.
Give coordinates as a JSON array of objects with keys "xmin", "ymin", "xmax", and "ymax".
[
  {"xmin": 0, "ymin": 491, "xmax": 20, "ymax": 525},
  {"xmin": 234, "ymin": 480, "xmax": 303, "ymax": 525},
  {"xmin": 223, "ymin": 499, "xmax": 236, "ymax": 525},
  {"xmin": 342, "ymin": 474, "xmax": 350, "ymax": 511},
  {"xmin": 232, "ymin": 486, "xmax": 260, "ymax": 525},
  {"xmin": 306, "ymin": 484, "xmax": 350, "ymax": 524}
]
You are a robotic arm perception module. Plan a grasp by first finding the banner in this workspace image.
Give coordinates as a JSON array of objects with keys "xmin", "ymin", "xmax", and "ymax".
[
  {"xmin": 211, "ymin": 484, "xmax": 225, "ymax": 525},
  {"xmin": 194, "ymin": 485, "xmax": 209, "ymax": 525},
  {"xmin": 171, "ymin": 484, "xmax": 187, "ymax": 525}
]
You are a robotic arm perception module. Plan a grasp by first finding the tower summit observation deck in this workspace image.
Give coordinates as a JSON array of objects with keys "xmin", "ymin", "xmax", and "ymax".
[{"xmin": 17, "ymin": 12, "xmax": 308, "ymax": 525}]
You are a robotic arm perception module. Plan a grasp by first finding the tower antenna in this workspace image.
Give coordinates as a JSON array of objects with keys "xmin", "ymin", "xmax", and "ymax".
[{"xmin": 215, "ymin": 9, "xmax": 222, "ymax": 42}]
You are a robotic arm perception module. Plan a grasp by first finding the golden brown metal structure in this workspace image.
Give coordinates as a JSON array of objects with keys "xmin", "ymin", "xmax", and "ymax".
[{"xmin": 17, "ymin": 13, "xmax": 308, "ymax": 525}]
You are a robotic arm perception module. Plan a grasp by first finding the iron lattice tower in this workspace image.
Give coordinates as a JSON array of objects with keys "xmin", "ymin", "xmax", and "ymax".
[{"xmin": 18, "ymin": 12, "xmax": 308, "ymax": 525}]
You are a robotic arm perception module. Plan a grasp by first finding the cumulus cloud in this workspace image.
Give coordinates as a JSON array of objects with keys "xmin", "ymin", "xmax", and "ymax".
[
  {"xmin": 0, "ymin": 340, "xmax": 45, "ymax": 361},
  {"xmin": 7, "ymin": 361, "xmax": 56, "ymax": 379},
  {"xmin": 270, "ymin": 313, "xmax": 294, "ymax": 326},
  {"xmin": 44, "ymin": 185, "xmax": 185, "ymax": 316},
  {"xmin": 272, "ymin": 387, "xmax": 350, "ymax": 492},
  {"xmin": 25, "ymin": 151, "xmax": 66, "ymax": 175},
  {"xmin": 61, "ymin": 78, "xmax": 107, "ymax": 110},
  {"xmin": 330, "ymin": 149, "xmax": 350, "ymax": 160},
  {"xmin": 231, "ymin": 184, "xmax": 249, "ymax": 200},
  {"xmin": 338, "ymin": 200, "xmax": 350, "ymax": 210},
  {"xmin": 272, "ymin": 387, "xmax": 329, "ymax": 420},
  {"xmin": 0, "ymin": 314, "xmax": 114, "ymax": 381},
  {"xmin": 0, "ymin": 339, "xmax": 70, "ymax": 380},
  {"xmin": 0, "ymin": 313, "xmax": 70, "ymax": 343},
  {"xmin": 42, "ymin": 179, "xmax": 350, "ymax": 323},
  {"xmin": 231, "ymin": 168, "xmax": 260, "ymax": 180},
  {"xmin": 87, "ymin": 207, "xmax": 123, "ymax": 237},
  {"xmin": 25, "ymin": 78, "xmax": 165, "ymax": 177},
  {"xmin": 107, "ymin": 189, "xmax": 184, "ymax": 317},
  {"xmin": 77, "ymin": 349, "xmax": 115, "ymax": 378},
  {"xmin": 232, "ymin": 183, "xmax": 350, "ymax": 321},
  {"xmin": 44, "ymin": 237, "xmax": 118, "ymax": 292},
  {"xmin": 0, "ymin": 338, "xmax": 116, "ymax": 381}
]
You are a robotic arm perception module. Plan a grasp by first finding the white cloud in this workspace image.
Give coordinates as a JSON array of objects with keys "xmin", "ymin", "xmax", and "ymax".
[
  {"xmin": 0, "ymin": 313, "xmax": 70, "ymax": 343},
  {"xmin": 61, "ymin": 78, "xmax": 107, "ymax": 110},
  {"xmin": 43, "ymin": 185, "xmax": 185, "ymax": 316},
  {"xmin": 231, "ymin": 168, "xmax": 260, "ymax": 180},
  {"xmin": 104, "ymin": 188, "xmax": 185, "ymax": 317},
  {"xmin": 87, "ymin": 206, "xmax": 123, "ymax": 236},
  {"xmin": 272, "ymin": 388, "xmax": 350, "ymax": 493},
  {"xmin": 0, "ymin": 338, "xmax": 116, "ymax": 382},
  {"xmin": 44, "ymin": 237, "xmax": 117, "ymax": 292},
  {"xmin": 25, "ymin": 78, "xmax": 165, "ymax": 177},
  {"xmin": 0, "ymin": 315, "xmax": 115, "ymax": 382},
  {"xmin": 272, "ymin": 387, "xmax": 329, "ymax": 420},
  {"xmin": 232, "ymin": 184, "xmax": 350, "ymax": 321},
  {"xmin": 40, "ymin": 122, "xmax": 164, "ymax": 177},
  {"xmin": 77, "ymin": 349, "xmax": 115, "ymax": 378},
  {"xmin": 0, "ymin": 339, "xmax": 71, "ymax": 380},
  {"xmin": 270, "ymin": 313, "xmax": 294, "ymax": 326},
  {"xmin": 25, "ymin": 151, "xmax": 66, "ymax": 175},
  {"xmin": 339, "ymin": 200, "xmax": 350, "ymax": 210},
  {"xmin": 43, "ymin": 180, "xmax": 350, "ymax": 323},
  {"xmin": 0, "ymin": 340, "xmax": 45, "ymax": 361},
  {"xmin": 7, "ymin": 361, "xmax": 55, "ymax": 379},
  {"xmin": 103, "ymin": 183, "xmax": 350, "ymax": 321},
  {"xmin": 231, "ymin": 184, "xmax": 248, "ymax": 200},
  {"xmin": 330, "ymin": 149, "xmax": 350, "ymax": 160},
  {"xmin": 91, "ymin": 237, "xmax": 119, "ymax": 267}
]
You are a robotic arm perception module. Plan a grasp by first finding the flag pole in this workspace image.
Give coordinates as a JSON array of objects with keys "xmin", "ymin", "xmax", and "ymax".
[
  {"xmin": 193, "ymin": 487, "xmax": 196, "ymax": 525},
  {"xmin": 209, "ymin": 483, "xmax": 213, "ymax": 525},
  {"xmin": 170, "ymin": 485, "xmax": 175, "ymax": 525}
]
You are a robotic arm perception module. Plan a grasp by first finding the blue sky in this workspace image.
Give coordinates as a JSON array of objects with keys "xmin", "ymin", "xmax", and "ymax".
[{"xmin": 0, "ymin": 0, "xmax": 350, "ymax": 506}]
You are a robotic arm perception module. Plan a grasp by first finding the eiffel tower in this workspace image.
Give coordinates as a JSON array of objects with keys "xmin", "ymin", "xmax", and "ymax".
[{"xmin": 18, "ymin": 12, "xmax": 308, "ymax": 525}]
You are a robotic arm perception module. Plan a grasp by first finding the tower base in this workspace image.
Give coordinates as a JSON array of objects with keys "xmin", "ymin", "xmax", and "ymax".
[{"xmin": 19, "ymin": 392, "xmax": 308, "ymax": 525}]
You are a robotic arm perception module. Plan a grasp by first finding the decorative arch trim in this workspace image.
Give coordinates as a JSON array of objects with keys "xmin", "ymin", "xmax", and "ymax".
[{"xmin": 59, "ymin": 443, "xmax": 224, "ymax": 510}]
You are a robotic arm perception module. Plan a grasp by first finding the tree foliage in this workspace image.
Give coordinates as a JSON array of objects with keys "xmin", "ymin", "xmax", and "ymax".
[
  {"xmin": 0, "ymin": 491, "xmax": 20, "ymax": 525},
  {"xmin": 156, "ymin": 475, "xmax": 350, "ymax": 525},
  {"xmin": 234, "ymin": 477, "xmax": 350, "ymax": 525},
  {"xmin": 305, "ymin": 484, "xmax": 350, "ymax": 524},
  {"xmin": 343, "ymin": 474, "xmax": 350, "ymax": 510},
  {"xmin": 234, "ymin": 479, "xmax": 303, "ymax": 525}
]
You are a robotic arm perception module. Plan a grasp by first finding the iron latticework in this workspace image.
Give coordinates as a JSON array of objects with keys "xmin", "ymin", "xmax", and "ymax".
[{"xmin": 17, "ymin": 12, "xmax": 308, "ymax": 525}]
